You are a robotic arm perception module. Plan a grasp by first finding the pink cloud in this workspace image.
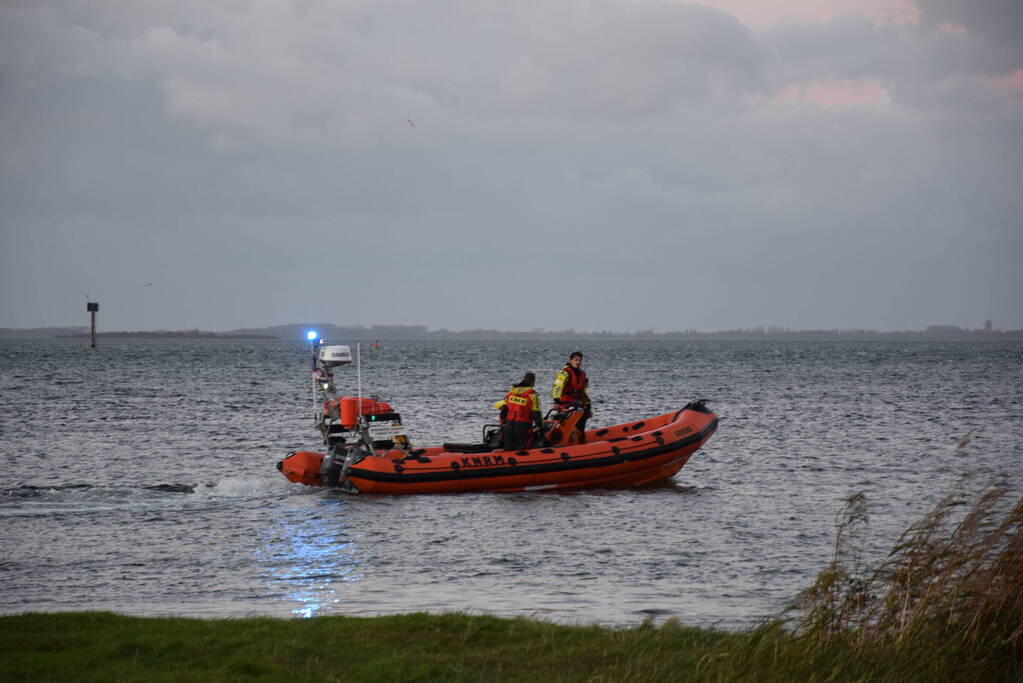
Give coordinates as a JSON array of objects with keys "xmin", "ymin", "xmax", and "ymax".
[
  {"xmin": 760, "ymin": 78, "xmax": 891, "ymax": 111},
  {"xmin": 937, "ymin": 21, "xmax": 968, "ymax": 35},
  {"xmin": 982, "ymin": 70, "xmax": 1023, "ymax": 95},
  {"xmin": 689, "ymin": 0, "xmax": 919, "ymax": 27}
]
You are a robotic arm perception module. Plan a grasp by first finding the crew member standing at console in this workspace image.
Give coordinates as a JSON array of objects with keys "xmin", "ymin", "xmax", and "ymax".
[
  {"xmin": 494, "ymin": 372, "xmax": 544, "ymax": 450},
  {"xmin": 552, "ymin": 351, "xmax": 591, "ymax": 441}
]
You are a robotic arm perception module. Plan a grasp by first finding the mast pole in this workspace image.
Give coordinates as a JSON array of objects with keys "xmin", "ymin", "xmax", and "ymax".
[{"xmin": 312, "ymin": 336, "xmax": 319, "ymax": 428}]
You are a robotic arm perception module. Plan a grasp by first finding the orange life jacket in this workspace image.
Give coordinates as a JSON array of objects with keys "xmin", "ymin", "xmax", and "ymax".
[
  {"xmin": 504, "ymin": 387, "xmax": 537, "ymax": 423},
  {"xmin": 557, "ymin": 366, "xmax": 588, "ymax": 404}
]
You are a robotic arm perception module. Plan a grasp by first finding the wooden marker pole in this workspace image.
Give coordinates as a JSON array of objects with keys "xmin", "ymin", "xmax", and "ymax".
[{"xmin": 86, "ymin": 302, "xmax": 99, "ymax": 348}]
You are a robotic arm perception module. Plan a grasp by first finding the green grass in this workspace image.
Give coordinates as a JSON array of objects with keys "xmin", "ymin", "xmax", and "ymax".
[
  {"xmin": 3, "ymin": 484, "xmax": 1020, "ymax": 682},
  {"xmin": 2, "ymin": 609, "xmax": 1017, "ymax": 681}
]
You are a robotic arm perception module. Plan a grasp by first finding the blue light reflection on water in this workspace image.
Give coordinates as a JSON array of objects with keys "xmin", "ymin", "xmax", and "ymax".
[{"xmin": 256, "ymin": 496, "xmax": 363, "ymax": 618}]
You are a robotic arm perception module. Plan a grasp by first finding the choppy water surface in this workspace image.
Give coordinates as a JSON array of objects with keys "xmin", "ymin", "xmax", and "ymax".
[{"xmin": 1, "ymin": 338, "xmax": 1020, "ymax": 628}]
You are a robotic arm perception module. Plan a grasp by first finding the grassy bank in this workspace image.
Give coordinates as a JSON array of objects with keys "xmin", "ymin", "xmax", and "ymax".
[
  {"xmin": 3, "ymin": 485, "xmax": 1020, "ymax": 682},
  {"xmin": 3, "ymin": 610, "xmax": 1017, "ymax": 682}
]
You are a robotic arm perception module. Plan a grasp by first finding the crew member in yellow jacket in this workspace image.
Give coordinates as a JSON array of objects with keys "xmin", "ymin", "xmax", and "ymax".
[{"xmin": 552, "ymin": 351, "xmax": 591, "ymax": 441}]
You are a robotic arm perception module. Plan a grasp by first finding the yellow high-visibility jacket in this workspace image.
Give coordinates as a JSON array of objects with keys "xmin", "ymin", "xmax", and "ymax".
[{"xmin": 552, "ymin": 366, "xmax": 590, "ymax": 405}]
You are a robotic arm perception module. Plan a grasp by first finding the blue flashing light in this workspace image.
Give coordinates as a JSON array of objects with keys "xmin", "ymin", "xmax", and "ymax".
[{"xmin": 306, "ymin": 330, "xmax": 319, "ymax": 341}]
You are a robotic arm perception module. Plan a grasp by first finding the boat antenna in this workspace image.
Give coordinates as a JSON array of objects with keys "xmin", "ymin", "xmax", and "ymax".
[
  {"xmin": 353, "ymin": 341, "xmax": 374, "ymax": 453},
  {"xmin": 308, "ymin": 329, "xmax": 321, "ymax": 427}
]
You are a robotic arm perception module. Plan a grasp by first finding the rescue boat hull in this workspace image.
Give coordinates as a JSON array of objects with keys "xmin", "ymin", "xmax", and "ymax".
[{"xmin": 278, "ymin": 402, "xmax": 717, "ymax": 494}]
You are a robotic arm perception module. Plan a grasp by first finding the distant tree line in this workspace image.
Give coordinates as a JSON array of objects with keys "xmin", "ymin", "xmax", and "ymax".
[
  {"xmin": 231, "ymin": 323, "xmax": 1023, "ymax": 341},
  {"xmin": 3, "ymin": 323, "xmax": 1021, "ymax": 341},
  {"xmin": 53, "ymin": 329, "xmax": 275, "ymax": 339}
]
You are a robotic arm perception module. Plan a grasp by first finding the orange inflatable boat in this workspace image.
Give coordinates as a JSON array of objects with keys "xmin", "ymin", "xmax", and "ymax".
[
  {"xmin": 278, "ymin": 400, "xmax": 717, "ymax": 494},
  {"xmin": 277, "ymin": 340, "xmax": 717, "ymax": 494}
]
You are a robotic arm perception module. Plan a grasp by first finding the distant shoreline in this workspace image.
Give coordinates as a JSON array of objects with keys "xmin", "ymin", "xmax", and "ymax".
[
  {"xmin": 54, "ymin": 331, "xmax": 276, "ymax": 340},
  {"xmin": 2, "ymin": 322, "xmax": 1021, "ymax": 341}
]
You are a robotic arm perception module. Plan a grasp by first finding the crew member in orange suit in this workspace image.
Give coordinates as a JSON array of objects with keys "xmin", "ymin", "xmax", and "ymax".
[{"xmin": 494, "ymin": 372, "xmax": 544, "ymax": 450}]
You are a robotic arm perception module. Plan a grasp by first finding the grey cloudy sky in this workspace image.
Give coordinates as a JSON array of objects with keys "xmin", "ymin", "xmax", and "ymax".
[{"xmin": 1, "ymin": 0, "xmax": 1020, "ymax": 332}]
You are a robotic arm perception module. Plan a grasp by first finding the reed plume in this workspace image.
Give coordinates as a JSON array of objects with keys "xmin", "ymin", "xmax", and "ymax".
[{"xmin": 798, "ymin": 480, "xmax": 1023, "ymax": 663}]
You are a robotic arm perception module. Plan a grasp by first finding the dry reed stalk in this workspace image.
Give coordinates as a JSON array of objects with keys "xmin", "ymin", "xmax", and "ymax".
[{"xmin": 798, "ymin": 480, "xmax": 1023, "ymax": 660}]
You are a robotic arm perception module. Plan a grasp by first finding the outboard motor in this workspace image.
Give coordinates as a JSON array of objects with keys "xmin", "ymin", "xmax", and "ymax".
[{"xmin": 282, "ymin": 337, "xmax": 412, "ymax": 489}]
